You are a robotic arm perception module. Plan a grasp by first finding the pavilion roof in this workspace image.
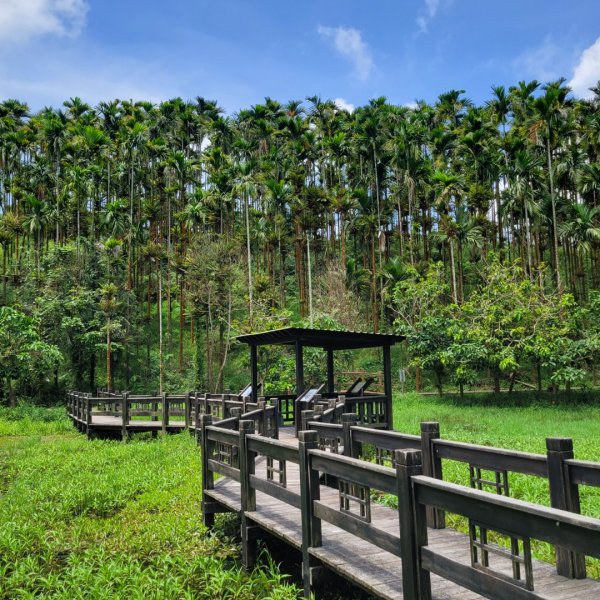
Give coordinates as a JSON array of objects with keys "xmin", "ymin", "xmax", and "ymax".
[{"xmin": 237, "ymin": 327, "xmax": 404, "ymax": 350}]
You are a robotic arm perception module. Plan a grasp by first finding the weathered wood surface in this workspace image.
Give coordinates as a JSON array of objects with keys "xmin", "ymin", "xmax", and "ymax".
[{"xmin": 207, "ymin": 455, "xmax": 600, "ymax": 599}]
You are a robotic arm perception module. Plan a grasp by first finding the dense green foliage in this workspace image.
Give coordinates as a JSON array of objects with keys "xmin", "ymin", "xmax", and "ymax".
[
  {"xmin": 394, "ymin": 259, "xmax": 600, "ymax": 394},
  {"xmin": 1, "ymin": 79, "xmax": 600, "ymax": 398},
  {"xmin": 0, "ymin": 307, "xmax": 62, "ymax": 406},
  {"xmin": 0, "ymin": 416, "xmax": 300, "ymax": 599}
]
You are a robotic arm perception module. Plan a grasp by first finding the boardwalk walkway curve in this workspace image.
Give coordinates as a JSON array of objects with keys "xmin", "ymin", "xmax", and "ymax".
[{"xmin": 67, "ymin": 390, "xmax": 600, "ymax": 599}]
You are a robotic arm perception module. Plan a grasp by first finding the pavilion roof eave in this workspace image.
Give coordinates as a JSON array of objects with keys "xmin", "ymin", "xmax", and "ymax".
[{"xmin": 236, "ymin": 326, "xmax": 404, "ymax": 350}]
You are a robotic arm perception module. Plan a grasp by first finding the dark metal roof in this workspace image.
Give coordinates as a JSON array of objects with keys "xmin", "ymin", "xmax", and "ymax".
[{"xmin": 237, "ymin": 327, "xmax": 404, "ymax": 350}]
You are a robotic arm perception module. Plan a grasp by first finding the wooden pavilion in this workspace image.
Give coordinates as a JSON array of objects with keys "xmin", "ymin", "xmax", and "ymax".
[{"xmin": 237, "ymin": 327, "xmax": 404, "ymax": 429}]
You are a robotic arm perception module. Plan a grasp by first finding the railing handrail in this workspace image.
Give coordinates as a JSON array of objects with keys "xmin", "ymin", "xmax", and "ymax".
[
  {"xmin": 413, "ymin": 474, "xmax": 600, "ymax": 538},
  {"xmin": 433, "ymin": 438, "xmax": 548, "ymax": 478}
]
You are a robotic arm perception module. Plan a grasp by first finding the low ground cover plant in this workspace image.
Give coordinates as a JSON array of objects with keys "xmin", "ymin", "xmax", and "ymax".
[{"xmin": 0, "ymin": 416, "xmax": 300, "ymax": 599}]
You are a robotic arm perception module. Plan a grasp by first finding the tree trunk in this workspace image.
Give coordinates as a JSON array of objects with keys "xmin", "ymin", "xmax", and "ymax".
[
  {"xmin": 295, "ymin": 219, "xmax": 306, "ymax": 317},
  {"xmin": 371, "ymin": 233, "xmax": 378, "ymax": 332},
  {"xmin": 7, "ymin": 378, "xmax": 16, "ymax": 408},
  {"xmin": 158, "ymin": 264, "xmax": 164, "ymax": 394},
  {"xmin": 179, "ymin": 275, "xmax": 185, "ymax": 371},
  {"xmin": 547, "ymin": 139, "xmax": 562, "ymax": 292},
  {"xmin": 89, "ymin": 352, "xmax": 96, "ymax": 393},
  {"xmin": 245, "ymin": 192, "xmax": 254, "ymax": 324},
  {"xmin": 449, "ymin": 239, "xmax": 458, "ymax": 304},
  {"xmin": 106, "ymin": 316, "xmax": 111, "ymax": 392},
  {"xmin": 306, "ymin": 231, "xmax": 314, "ymax": 327}
]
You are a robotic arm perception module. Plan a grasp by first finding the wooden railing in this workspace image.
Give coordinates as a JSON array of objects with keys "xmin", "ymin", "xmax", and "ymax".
[
  {"xmin": 200, "ymin": 409, "xmax": 600, "ymax": 597},
  {"xmin": 409, "ymin": 466, "xmax": 600, "ymax": 599},
  {"xmin": 67, "ymin": 390, "xmax": 190, "ymax": 438},
  {"xmin": 69, "ymin": 384, "xmax": 396, "ymax": 441}
]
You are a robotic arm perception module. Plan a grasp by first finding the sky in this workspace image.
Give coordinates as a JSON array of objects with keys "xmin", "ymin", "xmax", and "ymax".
[{"xmin": 1, "ymin": 0, "xmax": 600, "ymax": 113}]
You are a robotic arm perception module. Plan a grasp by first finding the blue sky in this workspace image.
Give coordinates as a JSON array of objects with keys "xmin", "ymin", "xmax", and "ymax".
[{"xmin": 1, "ymin": 0, "xmax": 600, "ymax": 113}]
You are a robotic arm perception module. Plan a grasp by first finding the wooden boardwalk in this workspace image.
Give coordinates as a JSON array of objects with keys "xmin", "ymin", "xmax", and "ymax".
[
  {"xmin": 66, "ymin": 390, "xmax": 600, "ymax": 598},
  {"xmin": 200, "ymin": 417, "xmax": 600, "ymax": 600},
  {"xmin": 69, "ymin": 412, "xmax": 187, "ymax": 436},
  {"xmin": 206, "ymin": 431, "xmax": 600, "ymax": 600},
  {"xmin": 67, "ymin": 391, "xmax": 192, "ymax": 438}
]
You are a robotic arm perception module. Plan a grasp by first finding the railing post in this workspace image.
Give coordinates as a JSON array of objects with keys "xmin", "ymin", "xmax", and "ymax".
[
  {"xmin": 273, "ymin": 400, "xmax": 280, "ymax": 439},
  {"xmin": 294, "ymin": 398, "xmax": 301, "ymax": 437},
  {"xmin": 194, "ymin": 393, "xmax": 201, "ymax": 443},
  {"xmin": 396, "ymin": 449, "xmax": 431, "ymax": 600},
  {"xmin": 261, "ymin": 400, "xmax": 270, "ymax": 436},
  {"xmin": 200, "ymin": 414, "xmax": 215, "ymax": 528},
  {"xmin": 184, "ymin": 392, "xmax": 191, "ymax": 429},
  {"xmin": 301, "ymin": 410, "xmax": 315, "ymax": 433},
  {"xmin": 161, "ymin": 392, "xmax": 168, "ymax": 432},
  {"xmin": 221, "ymin": 394, "xmax": 227, "ymax": 419},
  {"xmin": 314, "ymin": 405, "xmax": 324, "ymax": 421},
  {"xmin": 420, "ymin": 421, "xmax": 445, "ymax": 529},
  {"xmin": 341, "ymin": 413, "xmax": 359, "ymax": 457},
  {"xmin": 86, "ymin": 395, "xmax": 92, "ymax": 439},
  {"xmin": 121, "ymin": 392, "xmax": 129, "ymax": 442},
  {"xmin": 546, "ymin": 437, "xmax": 586, "ymax": 578},
  {"xmin": 239, "ymin": 420, "xmax": 257, "ymax": 569},
  {"xmin": 299, "ymin": 430, "xmax": 321, "ymax": 598}
]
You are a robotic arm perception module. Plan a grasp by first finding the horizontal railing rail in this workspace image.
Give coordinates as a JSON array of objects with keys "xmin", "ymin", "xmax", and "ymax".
[
  {"xmin": 433, "ymin": 438, "xmax": 548, "ymax": 478},
  {"xmin": 410, "ymin": 464, "xmax": 600, "ymax": 599},
  {"xmin": 245, "ymin": 431, "xmax": 302, "ymax": 510},
  {"xmin": 565, "ymin": 458, "xmax": 600, "ymax": 487},
  {"xmin": 199, "ymin": 406, "xmax": 600, "ymax": 598}
]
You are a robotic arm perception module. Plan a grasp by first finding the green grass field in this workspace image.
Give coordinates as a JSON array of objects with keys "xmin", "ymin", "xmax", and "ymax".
[
  {"xmin": 0, "ymin": 408, "xmax": 299, "ymax": 599},
  {"xmin": 1, "ymin": 394, "xmax": 599, "ymax": 597}
]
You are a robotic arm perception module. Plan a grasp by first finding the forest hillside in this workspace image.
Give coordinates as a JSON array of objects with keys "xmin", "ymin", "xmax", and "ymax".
[{"xmin": 1, "ymin": 79, "xmax": 600, "ymax": 404}]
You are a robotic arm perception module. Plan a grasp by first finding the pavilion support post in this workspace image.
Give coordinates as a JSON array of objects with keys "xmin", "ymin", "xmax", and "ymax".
[
  {"xmin": 295, "ymin": 341, "xmax": 304, "ymax": 436},
  {"xmin": 326, "ymin": 348, "xmax": 334, "ymax": 394},
  {"xmin": 295, "ymin": 341, "xmax": 304, "ymax": 395},
  {"xmin": 250, "ymin": 344, "xmax": 258, "ymax": 405},
  {"xmin": 383, "ymin": 344, "xmax": 393, "ymax": 429}
]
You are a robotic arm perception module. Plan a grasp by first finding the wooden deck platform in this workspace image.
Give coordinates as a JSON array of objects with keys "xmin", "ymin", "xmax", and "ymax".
[
  {"xmin": 70, "ymin": 413, "xmax": 187, "ymax": 436},
  {"xmin": 206, "ymin": 447, "xmax": 600, "ymax": 600}
]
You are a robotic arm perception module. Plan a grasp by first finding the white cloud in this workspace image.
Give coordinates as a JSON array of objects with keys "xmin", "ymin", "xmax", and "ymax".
[
  {"xmin": 569, "ymin": 37, "xmax": 600, "ymax": 99},
  {"xmin": 0, "ymin": 51, "xmax": 182, "ymax": 109},
  {"xmin": 317, "ymin": 25, "xmax": 373, "ymax": 81},
  {"xmin": 514, "ymin": 36, "xmax": 567, "ymax": 82},
  {"xmin": 334, "ymin": 97, "xmax": 354, "ymax": 113},
  {"xmin": 0, "ymin": 0, "xmax": 88, "ymax": 43},
  {"xmin": 416, "ymin": 0, "xmax": 441, "ymax": 33}
]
